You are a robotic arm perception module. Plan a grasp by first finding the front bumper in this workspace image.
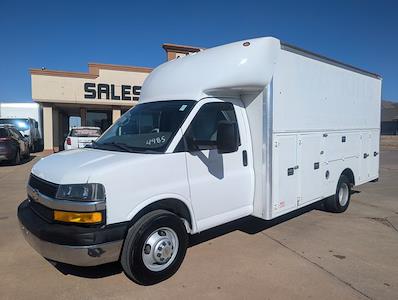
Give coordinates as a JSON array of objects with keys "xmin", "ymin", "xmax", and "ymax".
[
  {"xmin": 19, "ymin": 223, "xmax": 123, "ymax": 266},
  {"xmin": 18, "ymin": 200, "xmax": 128, "ymax": 266}
]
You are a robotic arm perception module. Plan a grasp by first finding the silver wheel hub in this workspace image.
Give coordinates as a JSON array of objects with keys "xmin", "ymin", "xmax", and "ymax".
[
  {"xmin": 338, "ymin": 182, "xmax": 349, "ymax": 206},
  {"xmin": 142, "ymin": 227, "xmax": 179, "ymax": 272}
]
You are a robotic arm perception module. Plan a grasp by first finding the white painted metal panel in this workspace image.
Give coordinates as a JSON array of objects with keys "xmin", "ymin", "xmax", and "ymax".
[
  {"xmin": 272, "ymin": 50, "xmax": 381, "ymax": 132},
  {"xmin": 298, "ymin": 134, "xmax": 323, "ymax": 205},
  {"xmin": 369, "ymin": 130, "xmax": 380, "ymax": 180},
  {"xmin": 359, "ymin": 132, "xmax": 372, "ymax": 184},
  {"xmin": 272, "ymin": 134, "xmax": 299, "ymax": 214}
]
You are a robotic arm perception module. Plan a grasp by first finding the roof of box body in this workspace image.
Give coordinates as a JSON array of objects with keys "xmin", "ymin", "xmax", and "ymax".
[
  {"xmin": 140, "ymin": 37, "xmax": 281, "ymax": 102},
  {"xmin": 140, "ymin": 37, "xmax": 382, "ymax": 103}
]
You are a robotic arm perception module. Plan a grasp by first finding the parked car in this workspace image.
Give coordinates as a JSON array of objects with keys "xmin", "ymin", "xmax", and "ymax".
[
  {"xmin": 64, "ymin": 127, "xmax": 101, "ymax": 150},
  {"xmin": 18, "ymin": 37, "xmax": 381, "ymax": 285},
  {"xmin": 0, "ymin": 125, "xmax": 30, "ymax": 164},
  {"xmin": 0, "ymin": 117, "xmax": 42, "ymax": 152}
]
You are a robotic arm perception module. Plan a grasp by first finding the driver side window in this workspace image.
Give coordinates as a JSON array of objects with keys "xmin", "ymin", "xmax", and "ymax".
[{"xmin": 177, "ymin": 102, "xmax": 240, "ymax": 151}]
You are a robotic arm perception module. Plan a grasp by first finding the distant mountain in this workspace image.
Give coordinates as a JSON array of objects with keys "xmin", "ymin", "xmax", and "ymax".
[{"xmin": 382, "ymin": 100, "xmax": 398, "ymax": 122}]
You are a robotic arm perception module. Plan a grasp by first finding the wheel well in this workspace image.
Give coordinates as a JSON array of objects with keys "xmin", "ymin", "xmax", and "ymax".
[
  {"xmin": 341, "ymin": 168, "xmax": 355, "ymax": 186},
  {"xmin": 129, "ymin": 199, "xmax": 193, "ymax": 230}
]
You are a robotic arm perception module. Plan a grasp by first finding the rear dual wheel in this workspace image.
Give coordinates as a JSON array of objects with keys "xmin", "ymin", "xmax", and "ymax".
[
  {"xmin": 121, "ymin": 210, "xmax": 188, "ymax": 285},
  {"xmin": 324, "ymin": 175, "xmax": 351, "ymax": 213}
]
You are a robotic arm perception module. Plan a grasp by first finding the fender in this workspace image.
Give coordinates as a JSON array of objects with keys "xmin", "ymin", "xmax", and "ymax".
[{"xmin": 126, "ymin": 193, "xmax": 198, "ymax": 233}]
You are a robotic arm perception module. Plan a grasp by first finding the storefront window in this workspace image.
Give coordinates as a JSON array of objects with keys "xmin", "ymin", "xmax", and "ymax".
[{"xmin": 87, "ymin": 111, "xmax": 112, "ymax": 133}]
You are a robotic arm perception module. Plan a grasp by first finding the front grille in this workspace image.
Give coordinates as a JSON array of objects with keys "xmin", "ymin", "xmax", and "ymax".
[
  {"xmin": 29, "ymin": 174, "xmax": 59, "ymax": 198},
  {"xmin": 29, "ymin": 200, "xmax": 54, "ymax": 223}
]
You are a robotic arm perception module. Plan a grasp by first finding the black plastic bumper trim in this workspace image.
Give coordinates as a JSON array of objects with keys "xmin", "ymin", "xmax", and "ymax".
[{"xmin": 17, "ymin": 200, "xmax": 129, "ymax": 246}]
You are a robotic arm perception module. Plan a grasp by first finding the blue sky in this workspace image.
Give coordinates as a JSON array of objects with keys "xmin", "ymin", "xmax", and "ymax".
[{"xmin": 0, "ymin": 0, "xmax": 396, "ymax": 102}]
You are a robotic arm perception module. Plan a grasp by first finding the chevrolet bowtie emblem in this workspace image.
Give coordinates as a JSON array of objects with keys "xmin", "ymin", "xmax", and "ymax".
[{"xmin": 31, "ymin": 188, "xmax": 40, "ymax": 202}]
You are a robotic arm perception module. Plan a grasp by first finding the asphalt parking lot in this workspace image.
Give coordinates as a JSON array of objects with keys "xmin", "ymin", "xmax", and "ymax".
[{"xmin": 0, "ymin": 148, "xmax": 397, "ymax": 300}]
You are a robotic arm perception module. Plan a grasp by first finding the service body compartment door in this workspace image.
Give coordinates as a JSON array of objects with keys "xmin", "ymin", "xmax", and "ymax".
[
  {"xmin": 359, "ymin": 132, "xmax": 371, "ymax": 183},
  {"xmin": 272, "ymin": 134, "xmax": 299, "ymax": 213},
  {"xmin": 297, "ymin": 134, "xmax": 323, "ymax": 205},
  {"xmin": 369, "ymin": 130, "xmax": 380, "ymax": 180}
]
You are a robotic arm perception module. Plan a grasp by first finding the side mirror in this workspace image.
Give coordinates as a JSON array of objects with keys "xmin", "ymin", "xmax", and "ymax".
[{"xmin": 217, "ymin": 121, "xmax": 239, "ymax": 153}]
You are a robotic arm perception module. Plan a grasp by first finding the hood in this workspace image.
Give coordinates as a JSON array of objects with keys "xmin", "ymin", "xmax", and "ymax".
[{"xmin": 32, "ymin": 148, "xmax": 148, "ymax": 184}]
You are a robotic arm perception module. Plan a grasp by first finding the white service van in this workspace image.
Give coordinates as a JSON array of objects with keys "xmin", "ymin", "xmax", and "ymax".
[{"xmin": 18, "ymin": 37, "xmax": 381, "ymax": 285}]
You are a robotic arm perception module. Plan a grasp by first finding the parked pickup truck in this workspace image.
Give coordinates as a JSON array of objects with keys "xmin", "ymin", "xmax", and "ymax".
[{"xmin": 18, "ymin": 37, "xmax": 381, "ymax": 285}]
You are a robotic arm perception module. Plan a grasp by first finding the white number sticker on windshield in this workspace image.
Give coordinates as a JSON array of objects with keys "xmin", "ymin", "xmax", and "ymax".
[{"xmin": 146, "ymin": 136, "xmax": 166, "ymax": 146}]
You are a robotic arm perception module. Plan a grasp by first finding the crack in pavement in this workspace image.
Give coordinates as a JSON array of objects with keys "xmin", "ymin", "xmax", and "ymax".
[
  {"xmin": 384, "ymin": 219, "xmax": 398, "ymax": 233},
  {"xmin": 260, "ymin": 232, "xmax": 372, "ymax": 300}
]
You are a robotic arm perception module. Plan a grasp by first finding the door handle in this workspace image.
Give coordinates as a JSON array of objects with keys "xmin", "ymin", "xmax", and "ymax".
[
  {"xmin": 373, "ymin": 151, "xmax": 379, "ymax": 157},
  {"xmin": 242, "ymin": 150, "xmax": 248, "ymax": 167},
  {"xmin": 287, "ymin": 165, "xmax": 299, "ymax": 176},
  {"xmin": 363, "ymin": 153, "xmax": 369, "ymax": 159}
]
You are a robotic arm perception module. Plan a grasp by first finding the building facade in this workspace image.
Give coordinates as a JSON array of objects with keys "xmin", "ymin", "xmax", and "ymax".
[{"xmin": 30, "ymin": 43, "xmax": 202, "ymax": 151}]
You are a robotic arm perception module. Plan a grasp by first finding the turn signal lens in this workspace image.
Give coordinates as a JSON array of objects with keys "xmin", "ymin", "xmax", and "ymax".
[{"xmin": 54, "ymin": 211, "xmax": 102, "ymax": 223}]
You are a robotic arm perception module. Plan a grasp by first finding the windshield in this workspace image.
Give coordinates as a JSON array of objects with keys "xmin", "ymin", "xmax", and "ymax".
[
  {"xmin": 0, "ymin": 118, "xmax": 29, "ymax": 130},
  {"xmin": 93, "ymin": 100, "xmax": 195, "ymax": 153},
  {"xmin": 71, "ymin": 128, "xmax": 101, "ymax": 137}
]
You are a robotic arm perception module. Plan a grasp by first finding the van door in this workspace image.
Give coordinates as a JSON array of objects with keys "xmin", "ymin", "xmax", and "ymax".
[{"xmin": 183, "ymin": 99, "xmax": 253, "ymax": 231}]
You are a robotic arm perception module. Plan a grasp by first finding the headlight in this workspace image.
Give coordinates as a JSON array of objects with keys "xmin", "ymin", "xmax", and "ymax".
[{"xmin": 55, "ymin": 183, "xmax": 106, "ymax": 201}]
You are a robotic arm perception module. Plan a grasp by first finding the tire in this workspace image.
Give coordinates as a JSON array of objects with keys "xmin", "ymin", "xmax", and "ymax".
[
  {"xmin": 24, "ymin": 147, "xmax": 30, "ymax": 159},
  {"xmin": 324, "ymin": 175, "xmax": 351, "ymax": 213},
  {"xmin": 121, "ymin": 210, "xmax": 188, "ymax": 285},
  {"xmin": 13, "ymin": 149, "xmax": 21, "ymax": 165}
]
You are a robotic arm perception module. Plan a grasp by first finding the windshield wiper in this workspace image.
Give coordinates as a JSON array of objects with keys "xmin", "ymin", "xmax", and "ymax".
[
  {"xmin": 102, "ymin": 141, "xmax": 137, "ymax": 153},
  {"xmin": 90, "ymin": 141, "xmax": 161, "ymax": 154}
]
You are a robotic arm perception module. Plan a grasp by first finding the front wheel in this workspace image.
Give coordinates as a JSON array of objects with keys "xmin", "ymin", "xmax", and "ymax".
[
  {"xmin": 324, "ymin": 175, "xmax": 351, "ymax": 213},
  {"xmin": 121, "ymin": 210, "xmax": 188, "ymax": 285},
  {"xmin": 24, "ymin": 147, "xmax": 30, "ymax": 159},
  {"xmin": 13, "ymin": 149, "xmax": 21, "ymax": 165}
]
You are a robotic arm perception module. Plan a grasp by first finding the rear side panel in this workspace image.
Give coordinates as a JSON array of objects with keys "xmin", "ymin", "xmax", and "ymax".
[{"xmin": 269, "ymin": 47, "xmax": 381, "ymax": 219}]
